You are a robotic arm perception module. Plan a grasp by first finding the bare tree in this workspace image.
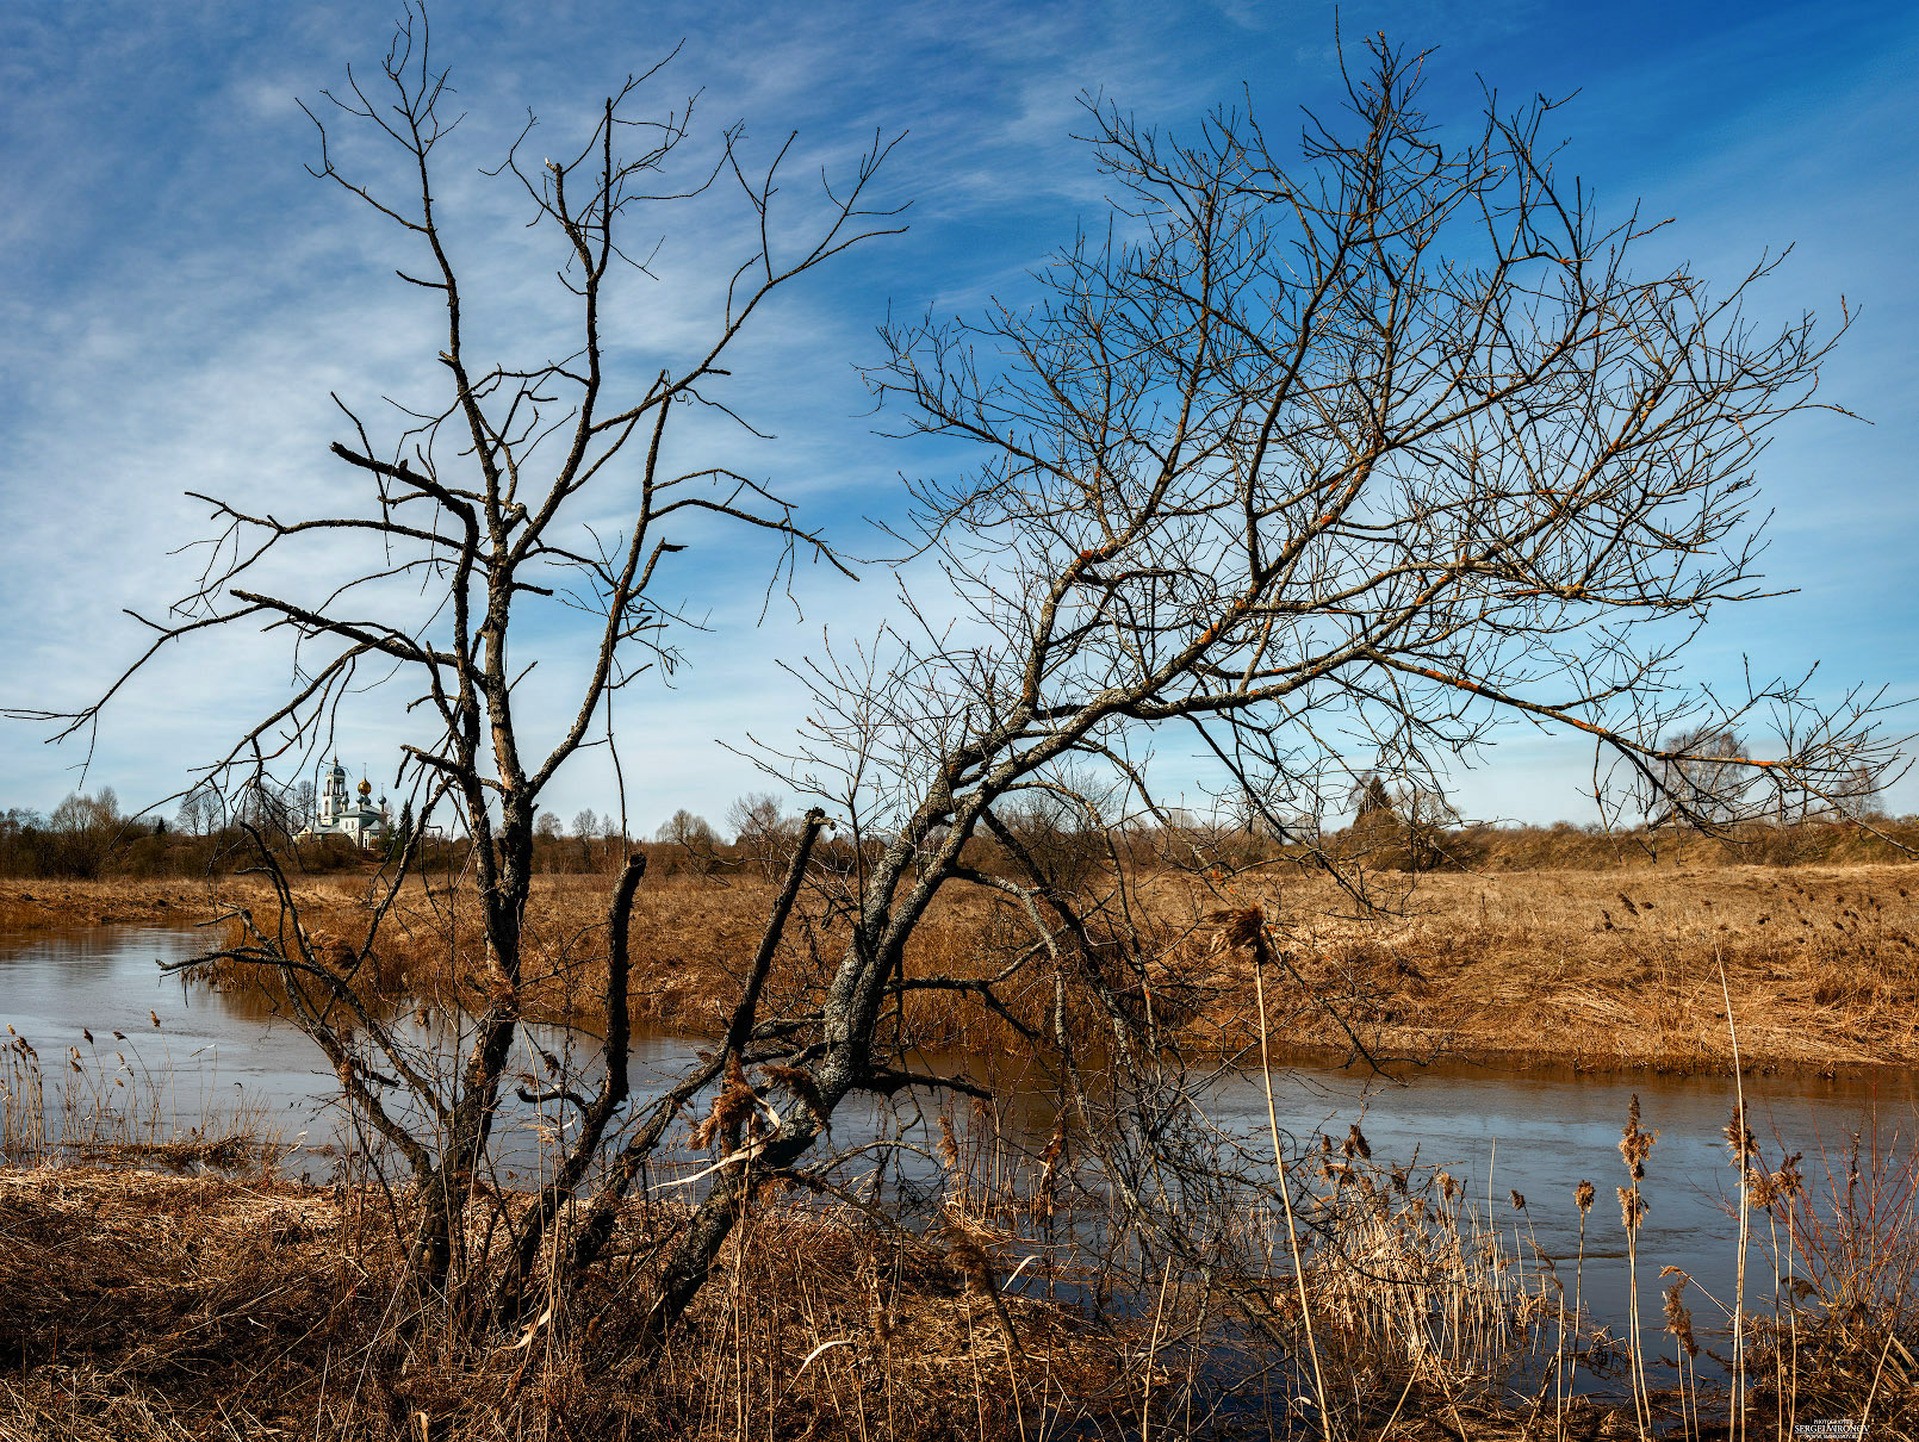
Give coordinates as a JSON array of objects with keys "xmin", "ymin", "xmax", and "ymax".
[
  {"xmin": 653, "ymin": 805, "xmax": 724, "ymax": 875},
  {"xmin": 175, "ymin": 782, "xmax": 223, "ymax": 837},
  {"xmin": 1646, "ymin": 724, "xmax": 1754, "ymax": 828},
  {"xmin": 569, "ymin": 806, "xmax": 602, "ymax": 870},
  {"xmin": 726, "ymin": 791, "xmax": 798, "ymax": 878},
  {"xmin": 655, "ymin": 807, "xmax": 720, "ymax": 848},
  {"xmin": 44, "ymin": 788, "xmax": 127, "ymax": 879},
  {"xmin": 1829, "ymin": 762, "xmax": 1890, "ymax": 821},
  {"xmin": 990, "ymin": 772, "xmax": 1117, "ymax": 890},
  {"xmin": 728, "ymin": 34, "xmax": 1900, "ymax": 1348},
  {"xmin": 35, "ymin": 23, "xmax": 1904, "ymax": 1384},
  {"xmin": 35, "ymin": 5, "xmax": 900, "ymax": 1320},
  {"xmin": 1765, "ymin": 692, "xmax": 1902, "ymax": 826},
  {"xmin": 289, "ymin": 779, "xmax": 317, "ymax": 831}
]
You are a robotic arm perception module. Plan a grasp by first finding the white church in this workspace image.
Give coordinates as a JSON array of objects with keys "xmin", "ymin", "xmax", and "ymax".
[{"xmin": 299, "ymin": 757, "xmax": 390, "ymax": 848}]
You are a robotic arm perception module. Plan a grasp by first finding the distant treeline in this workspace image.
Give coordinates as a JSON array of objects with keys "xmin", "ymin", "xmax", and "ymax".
[
  {"xmin": 0, "ymin": 790, "xmax": 381, "ymax": 880},
  {"xmin": 4, "ymin": 786, "xmax": 1918, "ymax": 883}
]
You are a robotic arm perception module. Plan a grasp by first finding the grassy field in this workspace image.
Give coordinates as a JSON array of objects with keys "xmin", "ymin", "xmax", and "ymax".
[{"xmin": 5, "ymin": 854, "xmax": 1918, "ymax": 1073}]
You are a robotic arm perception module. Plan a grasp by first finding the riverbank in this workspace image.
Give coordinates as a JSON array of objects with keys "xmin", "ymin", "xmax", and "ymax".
[
  {"xmin": 5, "ymin": 860, "xmax": 1919, "ymax": 1075},
  {"xmin": 0, "ymin": 1164, "xmax": 1135, "ymax": 1441},
  {"xmin": 0, "ymin": 878, "xmax": 212, "ymax": 929},
  {"xmin": 2, "ymin": 1158, "xmax": 1911, "ymax": 1441}
]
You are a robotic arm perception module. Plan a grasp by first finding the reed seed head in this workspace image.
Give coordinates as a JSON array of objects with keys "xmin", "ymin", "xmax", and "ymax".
[
  {"xmin": 1618, "ymin": 1094, "xmax": 1656, "ymax": 1181},
  {"xmin": 1617, "ymin": 1186, "xmax": 1648, "ymax": 1232},
  {"xmin": 690, "ymin": 1055, "xmax": 759, "ymax": 1151},
  {"xmin": 1661, "ymin": 1269, "xmax": 1699, "ymax": 1357},
  {"xmin": 1039, "ymin": 1113, "xmax": 1068, "ymax": 1170},
  {"xmin": 1575, "ymin": 1179, "xmax": 1595, "ymax": 1214},
  {"xmin": 936, "ymin": 1114, "xmax": 960, "ymax": 1171},
  {"xmin": 1724, "ymin": 1104, "xmax": 1757, "ymax": 1162},
  {"xmin": 1320, "ymin": 1161, "xmax": 1356, "ymax": 1188}
]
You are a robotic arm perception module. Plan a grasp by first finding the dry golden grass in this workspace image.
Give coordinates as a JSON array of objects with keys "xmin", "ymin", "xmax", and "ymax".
[
  {"xmin": 1244, "ymin": 862, "xmax": 1919, "ymax": 1072},
  {"xmin": 8, "ymin": 857, "xmax": 1919, "ymax": 1073},
  {"xmin": 0, "ymin": 1164, "xmax": 1140, "ymax": 1442},
  {"xmin": 0, "ymin": 878, "xmax": 224, "ymax": 931}
]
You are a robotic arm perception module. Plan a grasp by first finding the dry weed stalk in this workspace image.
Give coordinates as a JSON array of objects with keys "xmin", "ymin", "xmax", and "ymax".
[{"xmin": 1617, "ymin": 1092, "xmax": 1657, "ymax": 1442}]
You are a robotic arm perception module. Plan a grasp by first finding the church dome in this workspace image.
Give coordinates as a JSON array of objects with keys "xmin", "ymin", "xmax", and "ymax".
[{"xmin": 358, "ymin": 778, "xmax": 373, "ymax": 797}]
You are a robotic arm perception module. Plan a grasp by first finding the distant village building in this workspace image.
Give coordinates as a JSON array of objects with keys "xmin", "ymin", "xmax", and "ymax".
[{"xmin": 298, "ymin": 757, "xmax": 389, "ymax": 848}]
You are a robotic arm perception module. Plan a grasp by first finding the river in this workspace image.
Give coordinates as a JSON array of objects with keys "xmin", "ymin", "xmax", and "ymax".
[{"xmin": 5, "ymin": 924, "xmax": 1915, "ymax": 1371}]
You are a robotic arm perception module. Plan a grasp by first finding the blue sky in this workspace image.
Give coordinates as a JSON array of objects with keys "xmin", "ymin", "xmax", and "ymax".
[{"xmin": 2, "ymin": 0, "xmax": 1915, "ymax": 832}]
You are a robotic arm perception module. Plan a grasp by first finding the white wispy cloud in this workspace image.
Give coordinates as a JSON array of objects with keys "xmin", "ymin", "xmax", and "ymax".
[{"xmin": 3, "ymin": 0, "xmax": 1915, "ymax": 826}]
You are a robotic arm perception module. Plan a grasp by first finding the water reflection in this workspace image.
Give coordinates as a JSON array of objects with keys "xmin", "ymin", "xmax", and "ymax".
[
  {"xmin": 0, "ymin": 925, "xmax": 721, "ymax": 1172},
  {"xmin": 2, "ymin": 926, "xmax": 344, "ymax": 1151}
]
